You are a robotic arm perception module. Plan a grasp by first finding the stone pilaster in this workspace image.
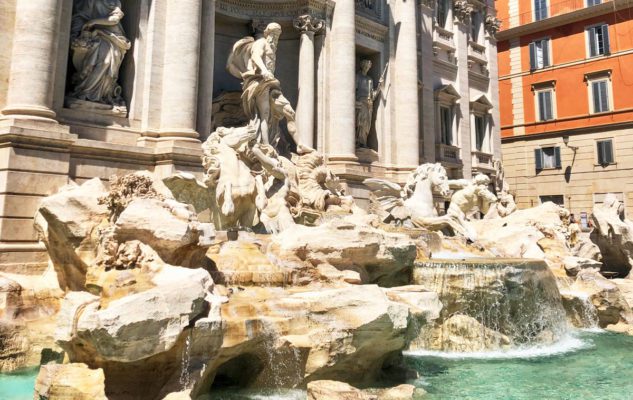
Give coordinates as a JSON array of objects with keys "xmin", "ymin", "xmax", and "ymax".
[
  {"xmin": 159, "ymin": 0, "xmax": 203, "ymax": 142},
  {"xmin": 196, "ymin": 0, "xmax": 216, "ymax": 140},
  {"xmin": 1, "ymin": 0, "xmax": 63, "ymax": 122},
  {"xmin": 392, "ymin": 0, "xmax": 420, "ymax": 168},
  {"xmin": 327, "ymin": 0, "xmax": 356, "ymax": 161},
  {"xmin": 294, "ymin": 15, "xmax": 324, "ymax": 149}
]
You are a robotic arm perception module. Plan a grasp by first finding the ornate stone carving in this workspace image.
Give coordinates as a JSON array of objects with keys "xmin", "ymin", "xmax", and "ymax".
[
  {"xmin": 453, "ymin": 0, "xmax": 474, "ymax": 23},
  {"xmin": 66, "ymin": 0, "xmax": 131, "ymax": 115},
  {"xmin": 420, "ymin": 0, "xmax": 436, "ymax": 10},
  {"xmin": 293, "ymin": 14, "xmax": 325, "ymax": 34},
  {"xmin": 355, "ymin": 60, "xmax": 386, "ymax": 148},
  {"xmin": 485, "ymin": 14, "xmax": 502, "ymax": 36},
  {"xmin": 227, "ymin": 22, "xmax": 313, "ymax": 154}
]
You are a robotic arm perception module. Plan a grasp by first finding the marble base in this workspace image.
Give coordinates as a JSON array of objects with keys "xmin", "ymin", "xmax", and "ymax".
[
  {"xmin": 65, "ymin": 97, "xmax": 127, "ymax": 117},
  {"xmin": 356, "ymin": 147, "xmax": 379, "ymax": 163}
]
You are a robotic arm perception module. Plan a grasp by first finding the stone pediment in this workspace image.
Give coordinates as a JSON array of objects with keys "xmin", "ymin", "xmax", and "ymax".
[
  {"xmin": 435, "ymin": 84, "xmax": 461, "ymax": 103},
  {"xmin": 470, "ymin": 94, "xmax": 494, "ymax": 112},
  {"xmin": 216, "ymin": 0, "xmax": 335, "ymax": 21}
]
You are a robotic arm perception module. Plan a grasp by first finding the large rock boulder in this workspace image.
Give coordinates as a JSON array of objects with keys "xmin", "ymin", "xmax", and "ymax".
[
  {"xmin": 34, "ymin": 363, "xmax": 107, "ymax": 400},
  {"xmin": 590, "ymin": 194, "xmax": 633, "ymax": 277},
  {"xmin": 308, "ymin": 380, "xmax": 372, "ymax": 400},
  {"xmin": 34, "ymin": 178, "xmax": 109, "ymax": 291},
  {"xmin": 271, "ymin": 219, "xmax": 417, "ymax": 287}
]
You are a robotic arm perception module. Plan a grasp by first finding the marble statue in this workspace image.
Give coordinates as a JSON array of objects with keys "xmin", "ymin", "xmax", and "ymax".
[
  {"xmin": 227, "ymin": 23, "xmax": 312, "ymax": 154},
  {"xmin": 68, "ymin": 0, "xmax": 131, "ymax": 112},
  {"xmin": 355, "ymin": 60, "xmax": 386, "ymax": 148},
  {"xmin": 445, "ymin": 174, "xmax": 498, "ymax": 240}
]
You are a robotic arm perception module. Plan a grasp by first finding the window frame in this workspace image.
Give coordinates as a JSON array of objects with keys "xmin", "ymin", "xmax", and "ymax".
[
  {"xmin": 585, "ymin": 73, "xmax": 613, "ymax": 114},
  {"xmin": 474, "ymin": 114, "xmax": 487, "ymax": 152},
  {"xmin": 586, "ymin": 23, "xmax": 610, "ymax": 58},
  {"xmin": 534, "ymin": 145, "xmax": 562, "ymax": 172},
  {"xmin": 539, "ymin": 194, "xmax": 565, "ymax": 206},
  {"xmin": 436, "ymin": 0, "xmax": 451, "ymax": 29},
  {"xmin": 533, "ymin": 0, "xmax": 549, "ymax": 21},
  {"xmin": 596, "ymin": 138, "xmax": 615, "ymax": 166},
  {"xmin": 529, "ymin": 37, "xmax": 552, "ymax": 70},
  {"xmin": 586, "ymin": 0, "xmax": 602, "ymax": 7},
  {"xmin": 439, "ymin": 105, "xmax": 454, "ymax": 146},
  {"xmin": 533, "ymin": 86, "xmax": 556, "ymax": 122}
]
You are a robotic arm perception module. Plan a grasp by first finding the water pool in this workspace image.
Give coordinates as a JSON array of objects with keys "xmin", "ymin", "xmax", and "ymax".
[
  {"xmin": 406, "ymin": 330, "xmax": 633, "ymax": 400},
  {"xmin": 3, "ymin": 331, "xmax": 632, "ymax": 399},
  {"xmin": 0, "ymin": 368, "xmax": 38, "ymax": 400}
]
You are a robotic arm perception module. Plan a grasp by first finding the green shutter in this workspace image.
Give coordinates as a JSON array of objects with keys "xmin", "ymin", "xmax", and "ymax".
[
  {"xmin": 589, "ymin": 27, "xmax": 597, "ymax": 56},
  {"xmin": 535, "ymin": 148, "xmax": 543, "ymax": 171},
  {"xmin": 542, "ymin": 39, "xmax": 550, "ymax": 67},
  {"xmin": 602, "ymin": 24, "xmax": 610, "ymax": 54},
  {"xmin": 597, "ymin": 141, "xmax": 605, "ymax": 164},
  {"xmin": 529, "ymin": 42, "xmax": 537, "ymax": 70},
  {"xmin": 605, "ymin": 140, "xmax": 613, "ymax": 163},
  {"xmin": 554, "ymin": 146, "xmax": 562, "ymax": 168}
]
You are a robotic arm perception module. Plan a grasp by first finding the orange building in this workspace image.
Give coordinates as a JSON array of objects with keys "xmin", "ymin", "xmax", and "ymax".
[{"xmin": 496, "ymin": 0, "xmax": 633, "ymax": 226}]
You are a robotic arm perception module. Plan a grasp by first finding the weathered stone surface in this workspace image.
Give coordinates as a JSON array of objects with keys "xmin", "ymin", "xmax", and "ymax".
[
  {"xmin": 57, "ymin": 266, "xmax": 213, "ymax": 363},
  {"xmin": 0, "ymin": 322, "xmax": 28, "ymax": 372},
  {"xmin": 34, "ymin": 178, "xmax": 109, "ymax": 290},
  {"xmin": 307, "ymin": 380, "xmax": 373, "ymax": 400},
  {"xmin": 372, "ymin": 384, "xmax": 425, "ymax": 400},
  {"xmin": 563, "ymin": 256, "xmax": 602, "ymax": 277},
  {"xmin": 383, "ymin": 285, "xmax": 442, "ymax": 323},
  {"xmin": 162, "ymin": 390, "xmax": 192, "ymax": 400},
  {"xmin": 420, "ymin": 314, "xmax": 511, "ymax": 352},
  {"xmin": 572, "ymin": 238, "xmax": 602, "ymax": 262},
  {"xmin": 590, "ymin": 194, "xmax": 633, "ymax": 277},
  {"xmin": 271, "ymin": 219, "xmax": 416, "ymax": 287},
  {"xmin": 34, "ymin": 363, "xmax": 107, "ymax": 400},
  {"xmin": 613, "ymin": 279, "xmax": 633, "ymax": 308}
]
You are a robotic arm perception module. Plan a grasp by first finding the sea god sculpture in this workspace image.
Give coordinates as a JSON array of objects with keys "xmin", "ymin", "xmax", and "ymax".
[{"xmin": 67, "ymin": 0, "xmax": 131, "ymax": 115}]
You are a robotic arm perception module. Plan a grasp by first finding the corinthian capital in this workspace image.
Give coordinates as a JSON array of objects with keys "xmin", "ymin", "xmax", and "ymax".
[{"xmin": 293, "ymin": 15, "xmax": 325, "ymax": 34}]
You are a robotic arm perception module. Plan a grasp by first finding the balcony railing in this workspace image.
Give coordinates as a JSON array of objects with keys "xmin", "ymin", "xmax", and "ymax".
[
  {"xmin": 436, "ymin": 144, "xmax": 462, "ymax": 164},
  {"xmin": 471, "ymin": 150, "xmax": 495, "ymax": 170},
  {"xmin": 467, "ymin": 41, "xmax": 488, "ymax": 64},
  {"xmin": 500, "ymin": 0, "xmax": 606, "ymax": 29},
  {"xmin": 433, "ymin": 25, "xmax": 456, "ymax": 51}
]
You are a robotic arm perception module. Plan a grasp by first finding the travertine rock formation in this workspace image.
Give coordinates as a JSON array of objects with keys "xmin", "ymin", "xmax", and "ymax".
[
  {"xmin": 590, "ymin": 193, "xmax": 633, "ymax": 277},
  {"xmin": 34, "ymin": 363, "xmax": 107, "ymax": 400}
]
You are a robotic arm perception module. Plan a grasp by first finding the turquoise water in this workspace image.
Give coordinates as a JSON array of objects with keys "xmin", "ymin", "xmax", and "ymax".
[
  {"xmin": 0, "ymin": 368, "xmax": 38, "ymax": 400},
  {"xmin": 406, "ymin": 330, "xmax": 633, "ymax": 400},
  {"xmin": 3, "ymin": 332, "xmax": 633, "ymax": 399}
]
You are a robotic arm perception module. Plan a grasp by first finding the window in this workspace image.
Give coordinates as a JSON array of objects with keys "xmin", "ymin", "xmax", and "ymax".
[
  {"xmin": 471, "ymin": 11, "xmax": 482, "ymax": 42},
  {"xmin": 591, "ymin": 79, "xmax": 610, "ymax": 113},
  {"xmin": 539, "ymin": 195, "xmax": 565, "ymax": 206},
  {"xmin": 587, "ymin": 24, "xmax": 610, "ymax": 57},
  {"xmin": 597, "ymin": 139, "xmax": 614, "ymax": 165},
  {"xmin": 534, "ymin": 0, "xmax": 548, "ymax": 21},
  {"xmin": 529, "ymin": 39, "xmax": 550, "ymax": 70},
  {"xmin": 587, "ymin": 0, "xmax": 601, "ymax": 6},
  {"xmin": 536, "ymin": 89, "xmax": 554, "ymax": 121},
  {"xmin": 437, "ymin": 0, "xmax": 450, "ymax": 28},
  {"xmin": 440, "ymin": 106, "xmax": 453, "ymax": 145},
  {"xmin": 534, "ymin": 146, "xmax": 561, "ymax": 171},
  {"xmin": 474, "ymin": 115, "xmax": 486, "ymax": 151}
]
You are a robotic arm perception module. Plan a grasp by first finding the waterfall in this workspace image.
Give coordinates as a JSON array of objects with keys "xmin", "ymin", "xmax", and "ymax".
[
  {"xmin": 411, "ymin": 258, "xmax": 569, "ymax": 351},
  {"xmin": 179, "ymin": 330, "xmax": 193, "ymax": 389}
]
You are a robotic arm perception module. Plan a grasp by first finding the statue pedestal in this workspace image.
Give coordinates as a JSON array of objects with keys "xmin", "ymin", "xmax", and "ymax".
[
  {"xmin": 65, "ymin": 97, "xmax": 128, "ymax": 118},
  {"xmin": 356, "ymin": 147, "xmax": 379, "ymax": 164}
]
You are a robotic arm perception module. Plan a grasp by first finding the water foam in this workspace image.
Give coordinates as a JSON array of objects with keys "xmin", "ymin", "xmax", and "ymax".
[{"xmin": 404, "ymin": 333, "xmax": 592, "ymax": 360}]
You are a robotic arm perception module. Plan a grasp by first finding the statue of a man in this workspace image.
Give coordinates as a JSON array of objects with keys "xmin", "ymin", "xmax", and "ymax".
[
  {"xmin": 446, "ymin": 174, "xmax": 498, "ymax": 240},
  {"xmin": 69, "ymin": 0, "xmax": 131, "ymax": 106},
  {"xmin": 355, "ymin": 60, "xmax": 384, "ymax": 148},
  {"xmin": 227, "ymin": 23, "xmax": 311, "ymax": 154}
]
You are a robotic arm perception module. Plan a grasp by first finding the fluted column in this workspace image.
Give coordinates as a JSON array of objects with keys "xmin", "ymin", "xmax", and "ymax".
[
  {"xmin": 393, "ymin": 0, "xmax": 420, "ymax": 167},
  {"xmin": 1, "ymin": 0, "xmax": 63, "ymax": 122},
  {"xmin": 159, "ymin": 0, "xmax": 203, "ymax": 141},
  {"xmin": 294, "ymin": 15, "xmax": 324, "ymax": 149},
  {"xmin": 327, "ymin": 0, "xmax": 356, "ymax": 161}
]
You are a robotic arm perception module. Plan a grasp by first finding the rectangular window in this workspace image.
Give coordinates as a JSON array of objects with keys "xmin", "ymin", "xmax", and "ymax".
[
  {"xmin": 437, "ymin": 0, "xmax": 449, "ymax": 28},
  {"xmin": 471, "ymin": 12, "xmax": 481, "ymax": 42},
  {"xmin": 539, "ymin": 195, "xmax": 565, "ymax": 206},
  {"xmin": 597, "ymin": 139, "xmax": 614, "ymax": 165},
  {"xmin": 537, "ymin": 90, "xmax": 554, "ymax": 121},
  {"xmin": 588, "ymin": 24, "xmax": 610, "ymax": 57},
  {"xmin": 534, "ymin": 0, "xmax": 548, "ymax": 21},
  {"xmin": 529, "ymin": 39, "xmax": 550, "ymax": 70},
  {"xmin": 591, "ymin": 80, "xmax": 610, "ymax": 113},
  {"xmin": 440, "ymin": 106, "xmax": 453, "ymax": 145},
  {"xmin": 534, "ymin": 146, "xmax": 561, "ymax": 171},
  {"xmin": 587, "ymin": 0, "xmax": 601, "ymax": 6},
  {"xmin": 474, "ymin": 115, "xmax": 486, "ymax": 151}
]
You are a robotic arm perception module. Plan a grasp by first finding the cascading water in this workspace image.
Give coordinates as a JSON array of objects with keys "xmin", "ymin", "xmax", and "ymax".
[
  {"xmin": 179, "ymin": 330, "xmax": 193, "ymax": 389},
  {"xmin": 410, "ymin": 258, "xmax": 569, "ymax": 352}
]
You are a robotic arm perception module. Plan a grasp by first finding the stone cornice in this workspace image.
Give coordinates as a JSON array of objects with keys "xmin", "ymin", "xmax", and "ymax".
[
  {"xmin": 216, "ymin": 0, "xmax": 334, "ymax": 22},
  {"xmin": 294, "ymin": 14, "xmax": 325, "ymax": 34},
  {"xmin": 356, "ymin": 15, "xmax": 389, "ymax": 42}
]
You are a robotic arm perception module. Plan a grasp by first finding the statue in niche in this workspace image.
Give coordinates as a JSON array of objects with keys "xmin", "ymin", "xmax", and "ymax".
[
  {"xmin": 227, "ymin": 22, "xmax": 312, "ymax": 155},
  {"xmin": 67, "ymin": 0, "xmax": 131, "ymax": 114},
  {"xmin": 355, "ymin": 59, "xmax": 386, "ymax": 148}
]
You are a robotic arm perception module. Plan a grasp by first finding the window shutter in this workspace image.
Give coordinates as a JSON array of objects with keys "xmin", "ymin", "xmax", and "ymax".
[
  {"xmin": 592, "ymin": 82, "xmax": 601, "ymax": 113},
  {"xmin": 597, "ymin": 141, "xmax": 605, "ymax": 164},
  {"xmin": 554, "ymin": 146, "xmax": 562, "ymax": 168},
  {"xmin": 602, "ymin": 24, "xmax": 610, "ymax": 54},
  {"xmin": 542, "ymin": 39, "xmax": 550, "ymax": 66},
  {"xmin": 605, "ymin": 140, "xmax": 613, "ymax": 164},
  {"xmin": 589, "ymin": 27, "xmax": 597, "ymax": 56},
  {"xmin": 529, "ymin": 42, "xmax": 537, "ymax": 70},
  {"xmin": 535, "ymin": 148, "xmax": 543, "ymax": 171},
  {"xmin": 545, "ymin": 91, "xmax": 553, "ymax": 120},
  {"xmin": 599, "ymin": 81, "xmax": 609, "ymax": 111}
]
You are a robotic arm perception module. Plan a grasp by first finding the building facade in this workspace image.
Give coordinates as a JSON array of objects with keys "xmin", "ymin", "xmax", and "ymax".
[
  {"xmin": 497, "ymin": 0, "xmax": 633, "ymax": 226},
  {"xmin": 0, "ymin": 0, "xmax": 501, "ymax": 270}
]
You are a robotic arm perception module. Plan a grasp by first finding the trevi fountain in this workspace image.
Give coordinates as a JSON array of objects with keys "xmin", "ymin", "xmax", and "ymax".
[{"xmin": 2, "ymin": 1, "xmax": 633, "ymax": 399}]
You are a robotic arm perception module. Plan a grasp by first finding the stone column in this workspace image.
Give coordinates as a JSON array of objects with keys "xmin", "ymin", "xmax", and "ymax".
[
  {"xmin": 294, "ymin": 15, "xmax": 324, "ymax": 149},
  {"xmin": 159, "ymin": 0, "xmax": 203, "ymax": 141},
  {"xmin": 327, "ymin": 0, "xmax": 356, "ymax": 161},
  {"xmin": 392, "ymin": 0, "xmax": 420, "ymax": 167},
  {"xmin": 1, "ymin": 0, "xmax": 63, "ymax": 122},
  {"xmin": 196, "ymin": 0, "xmax": 216, "ymax": 140}
]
